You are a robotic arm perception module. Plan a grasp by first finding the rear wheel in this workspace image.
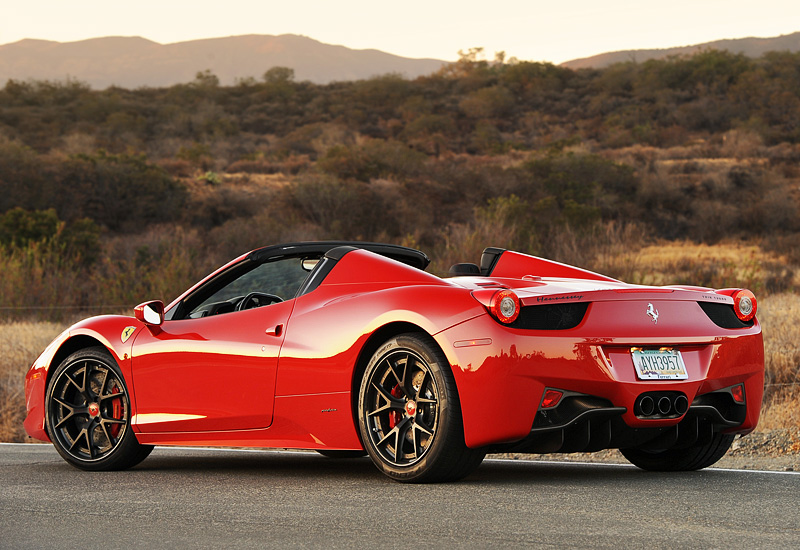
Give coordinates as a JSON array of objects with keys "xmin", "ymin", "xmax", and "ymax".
[
  {"xmin": 46, "ymin": 347, "xmax": 153, "ymax": 471},
  {"xmin": 357, "ymin": 333, "xmax": 485, "ymax": 483},
  {"xmin": 621, "ymin": 432, "xmax": 735, "ymax": 471}
]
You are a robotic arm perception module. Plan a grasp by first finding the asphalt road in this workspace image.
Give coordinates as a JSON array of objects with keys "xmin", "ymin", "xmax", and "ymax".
[{"xmin": 2, "ymin": 443, "xmax": 799, "ymax": 549}]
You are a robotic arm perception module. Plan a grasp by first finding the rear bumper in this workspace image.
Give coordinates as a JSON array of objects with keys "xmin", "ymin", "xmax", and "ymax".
[
  {"xmin": 491, "ymin": 385, "xmax": 751, "ymax": 454},
  {"xmin": 436, "ymin": 311, "xmax": 764, "ymax": 449}
]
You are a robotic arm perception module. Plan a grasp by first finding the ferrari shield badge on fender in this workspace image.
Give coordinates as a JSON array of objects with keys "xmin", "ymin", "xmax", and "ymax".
[{"xmin": 121, "ymin": 326, "xmax": 136, "ymax": 343}]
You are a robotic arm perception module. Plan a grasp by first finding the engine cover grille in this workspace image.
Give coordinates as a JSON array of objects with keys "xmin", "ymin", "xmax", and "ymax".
[
  {"xmin": 509, "ymin": 302, "xmax": 589, "ymax": 330},
  {"xmin": 698, "ymin": 301, "xmax": 754, "ymax": 329}
]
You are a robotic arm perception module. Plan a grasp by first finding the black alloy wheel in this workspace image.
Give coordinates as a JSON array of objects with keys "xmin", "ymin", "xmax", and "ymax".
[
  {"xmin": 358, "ymin": 333, "xmax": 485, "ymax": 483},
  {"xmin": 46, "ymin": 347, "xmax": 153, "ymax": 471}
]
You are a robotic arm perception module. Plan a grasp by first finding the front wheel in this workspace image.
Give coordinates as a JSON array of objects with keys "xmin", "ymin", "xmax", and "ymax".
[
  {"xmin": 621, "ymin": 432, "xmax": 735, "ymax": 471},
  {"xmin": 357, "ymin": 333, "xmax": 485, "ymax": 483},
  {"xmin": 46, "ymin": 347, "xmax": 153, "ymax": 471}
]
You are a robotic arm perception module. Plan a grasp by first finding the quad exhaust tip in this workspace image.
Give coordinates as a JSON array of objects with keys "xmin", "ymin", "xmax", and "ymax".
[{"xmin": 639, "ymin": 395, "xmax": 655, "ymax": 416}]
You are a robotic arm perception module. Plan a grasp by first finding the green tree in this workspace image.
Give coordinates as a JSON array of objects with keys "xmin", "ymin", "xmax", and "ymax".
[
  {"xmin": 58, "ymin": 152, "xmax": 187, "ymax": 231},
  {"xmin": 0, "ymin": 207, "xmax": 60, "ymax": 247},
  {"xmin": 263, "ymin": 66, "xmax": 295, "ymax": 83},
  {"xmin": 193, "ymin": 69, "xmax": 220, "ymax": 88}
]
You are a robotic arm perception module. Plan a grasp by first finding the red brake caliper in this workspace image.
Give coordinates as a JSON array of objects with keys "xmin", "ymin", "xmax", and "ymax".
[
  {"xmin": 389, "ymin": 385, "xmax": 404, "ymax": 428},
  {"xmin": 110, "ymin": 386, "xmax": 122, "ymax": 437}
]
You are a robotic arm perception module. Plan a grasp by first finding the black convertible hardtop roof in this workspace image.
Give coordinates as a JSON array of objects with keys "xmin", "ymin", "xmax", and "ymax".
[{"xmin": 247, "ymin": 241, "xmax": 431, "ymax": 270}]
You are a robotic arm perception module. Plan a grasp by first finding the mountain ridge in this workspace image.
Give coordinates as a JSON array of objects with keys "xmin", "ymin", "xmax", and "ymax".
[
  {"xmin": 561, "ymin": 31, "xmax": 800, "ymax": 69},
  {"xmin": 3, "ymin": 31, "xmax": 800, "ymax": 88},
  {"xmin": 0, "ymin": 34, "xmax": 446, "ymax": 88}
]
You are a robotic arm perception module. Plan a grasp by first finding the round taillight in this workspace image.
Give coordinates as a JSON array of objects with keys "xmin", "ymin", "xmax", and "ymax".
[
  {"xmin": 732, "ymin": 289, "xmax": 757, "ymax": 322},
  {"xmin": 490, "ymin": 289, "xmax": 520, "ymax": 324}
]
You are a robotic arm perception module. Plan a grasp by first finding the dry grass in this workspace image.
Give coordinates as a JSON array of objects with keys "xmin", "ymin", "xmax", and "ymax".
[
  {"xmin": 1, "ymin": 291, "xmax": 797, "ymax": 443},
  {"xmin": 598, "ymin": 237, "xmax": 800, "ymax": 428},
  {"xmin": 757, "ymin": 293, "xmax": 800, "ymax": 430},
  {"xmin": 759, "ymin": 393, "xmax": 800, "ymax": 431},
  {"xmin": 599, "ymin": 241, "xmax": 798, "ymax": 293},
  {"xmin": 759, "ymin": 294, "xmax": 800, "ymax": 389},
  {"xmin": 0, "ymin": 321, "xmax": 66, "ymax": 442}
]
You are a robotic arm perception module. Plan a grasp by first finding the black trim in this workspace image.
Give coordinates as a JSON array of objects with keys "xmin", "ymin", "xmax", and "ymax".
[
  {"xmin": 490, "ymin": 386, "xmax": 747, "ymax": 455},
  {"xmin": 531, "ymin": 394, "xmax": 625, "ymax": 433},
  {"xmin": 295, "ymin": 246, "xmax": 363, "ymax": 296},
  {"xmin": 295, "ymin": 256, "xmax": 337, "ymax": 297},
  {"xmin": 685, "ymin": 406, "xmax": 742, "ymax": 428},
  {"xmin": 508, "ymin": 302, "xmax": 589, "ymax": 330},
  {"xmin": 449, "ymin": 263, "xmax": 481, "ymax": 276},
  {"xmin": 248, "ymin": 241, "xmax": 430, "ymax": 270},
  {"xmin": 480, "ymin": 247, "xmax": 505, "ymax": 276},
  {"xmin": 697, "ymin": 301, "xmax": 754, "ymax": 328},
  {"xmin": 690, "ymin": 386, "xmax": 747, "ymax": 426},
  {"xmin": 325, "ymin": 245, "xmax": 358, "ymax": 261}
]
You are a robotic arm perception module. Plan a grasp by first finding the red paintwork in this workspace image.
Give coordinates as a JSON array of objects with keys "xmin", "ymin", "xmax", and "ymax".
[
  {"xmin": 24, "ymin": 246, "xmax": 764, "ymax": 454},
  {"xmin": 24, "ymin": 315, "xmax": 145, "ymax": 442},
  {"xmin": 129, "ymin": 300, "xmax": 294, "ymax": 433},
  {"xmin": 491, "ymin": 250, "xmax": 619, "ymax": 282}
]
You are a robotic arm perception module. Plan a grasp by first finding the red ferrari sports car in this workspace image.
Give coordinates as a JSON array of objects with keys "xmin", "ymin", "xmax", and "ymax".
[{"xmin": 24, "ymin": 242, "xmax": 764, "ymax": 482}]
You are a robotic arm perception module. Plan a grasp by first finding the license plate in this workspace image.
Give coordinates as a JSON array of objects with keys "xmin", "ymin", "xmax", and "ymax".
[{"xmin": 632, "ymin": 348, "xmax": 688, "ymax": 380}]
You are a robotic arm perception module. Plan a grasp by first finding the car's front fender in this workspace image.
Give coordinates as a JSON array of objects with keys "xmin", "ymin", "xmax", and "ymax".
[{"xmin": 23, "ymin": 315, "xmax": 146, "ymax": 442}]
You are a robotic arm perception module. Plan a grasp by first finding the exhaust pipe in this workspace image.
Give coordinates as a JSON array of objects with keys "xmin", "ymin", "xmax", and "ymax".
[
  {"xmin": 638, "ymin": 395, "xmax": 655, "ymax": 416},
  {"xmin": 635, "ymin": 392, "xmax": 689, "ymax": 418},
  {"xmin": 673, "ymin": 395, "xmax": 689, "ymax": 415}
]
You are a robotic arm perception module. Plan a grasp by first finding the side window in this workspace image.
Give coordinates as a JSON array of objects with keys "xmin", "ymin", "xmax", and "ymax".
[{"xmin": 186, "ymin": 257, "xmax": 312, "ymax": 318}]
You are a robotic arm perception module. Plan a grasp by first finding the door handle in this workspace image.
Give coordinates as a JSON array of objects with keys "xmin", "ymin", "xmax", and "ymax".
[{"xmin": 266, "ymin": 324, "xmax": 283, "ymax": 337}]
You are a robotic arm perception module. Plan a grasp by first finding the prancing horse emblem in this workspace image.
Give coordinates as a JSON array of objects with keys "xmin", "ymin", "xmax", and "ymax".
[
  {"xmin": 646, "ymin": 303, "xmax": 659, "ymax": 324},
  {"xmin": 121, "ymin": 326, "xmax": 136, "ymax": 343}
]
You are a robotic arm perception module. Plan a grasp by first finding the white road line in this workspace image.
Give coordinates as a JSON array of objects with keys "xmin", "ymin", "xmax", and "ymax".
[
  {"xmin": 4, "ymin": 442, "xmax": 797, "ymax": 475},
  {"xmin": 483, "ymin": 457, "xmax": 800, "ymax": 476}
]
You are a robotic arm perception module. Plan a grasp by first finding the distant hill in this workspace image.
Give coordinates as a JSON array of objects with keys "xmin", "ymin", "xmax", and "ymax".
[
  {"xmin": 562, "ymin": 32, "xmax": 800, "ymax": 69},
  {"xmin": 0, "ymin": 34, "xmax": 447, "ymax": 88}
]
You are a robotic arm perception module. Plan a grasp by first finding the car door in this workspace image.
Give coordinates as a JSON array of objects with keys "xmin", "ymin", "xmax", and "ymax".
[{"xmin": 129, "ymin": 256, "xmax": 310, "ymax": 433}]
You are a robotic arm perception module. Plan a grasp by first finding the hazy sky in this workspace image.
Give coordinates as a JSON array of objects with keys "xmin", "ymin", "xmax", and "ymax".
[{"xmin": 3, "ymin": 1, "xmax": 799, "ymax": 64}]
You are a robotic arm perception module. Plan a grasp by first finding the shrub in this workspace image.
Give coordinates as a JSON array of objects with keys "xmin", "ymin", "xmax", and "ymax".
[
  {"xmin": 318, "ymin": 139, "xmax": 427, "ymax": 182},
  {"xmin": 57, "ymin": 151, "xmax": 187, "ymax": 231},
  {"xmin": 278, "ymin": 173, "xmax": 399, "ymax": 240}
]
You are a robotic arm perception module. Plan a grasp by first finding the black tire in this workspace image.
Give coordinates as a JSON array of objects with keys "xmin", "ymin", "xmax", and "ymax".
[
  {"xmin": 621, "ymin": 432, "xmax": 735, "ymax": 471},
  {"xmin": 316, "ymin": 450, "xmax": 368, "ymax": 459},
  {"xmin": 45, "ymin": 347, "xmax": 153, "ymax": 471},
  {"xmin": 357, "ymin": 333, "xmax": 485, "ymax": 483}
]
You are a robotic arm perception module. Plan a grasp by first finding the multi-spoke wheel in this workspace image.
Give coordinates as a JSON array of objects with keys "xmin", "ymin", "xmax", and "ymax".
[
  {"xmin": 46, "ymin": 347, "xmax": 153, "ymax": 471},
  {"xmin": 358, "ymin": 333, "xmax": 485, "ymax": 483}
]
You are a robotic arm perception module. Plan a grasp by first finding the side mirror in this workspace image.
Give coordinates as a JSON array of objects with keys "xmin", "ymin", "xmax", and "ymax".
[
  {"xmin": 134, "ymin": 300, "xmax": 165, "ymax": 326},
  {"xmin": 301, "ymin": 258, "xmax": 320, "ymax": 272}
]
